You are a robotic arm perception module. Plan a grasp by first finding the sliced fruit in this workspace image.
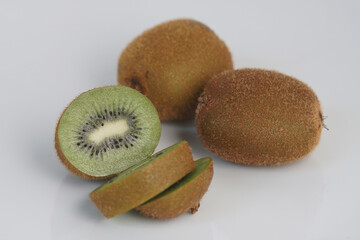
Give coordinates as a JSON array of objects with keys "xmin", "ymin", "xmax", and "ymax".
[
  {"xmin": 55, "ymin": 86, "xmax": 161, "ymax": 179},
  {"xmin": 89, "ymin": 141, "xmax": 195, "ymax": 218},
  {"xmin": 136, "ymin": 157, "xmax": 213, "ymax": 219}
]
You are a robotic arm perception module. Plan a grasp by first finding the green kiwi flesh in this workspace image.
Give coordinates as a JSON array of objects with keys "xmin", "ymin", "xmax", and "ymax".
[{"xmin": 55, "ymin": 86, "xmax": 161, "ymax": 179}]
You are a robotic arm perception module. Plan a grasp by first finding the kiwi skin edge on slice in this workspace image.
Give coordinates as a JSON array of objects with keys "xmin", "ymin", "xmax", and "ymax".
[
  {"xmin": 89, "ymin": 141, "xmax": 196, "ymax": 218},
  {"xmin": 136, "ymin": 157, "xmax": 213, "ymax": 219}
]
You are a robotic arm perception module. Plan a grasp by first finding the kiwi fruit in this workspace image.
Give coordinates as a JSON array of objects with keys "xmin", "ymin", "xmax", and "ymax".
[
  {"xmin": 136, "ymin": 157, "xmax": 213, "ymax": 219},
  {"xmin": 118, "ymin": 19, "xmax": 233, "ymax": 120},
  {"xmin": 55, "ymin": 86, "xmax": 161, "ymax": 179},
  {"xmin": 196, "ymin": 68, "xmax": 323, "ymax": 166},
  {"xmin": 89, "ymin": 141, "xmax": 195, "ymax": 218}
]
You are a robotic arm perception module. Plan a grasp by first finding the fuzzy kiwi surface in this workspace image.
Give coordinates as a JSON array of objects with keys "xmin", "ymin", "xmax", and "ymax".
[
  {"xmin": 136, "ymin": 157, "xmax": 213, "ymax": 219},
  {"xmin": 55, "ymin": 86, "xmax": 161, "ymax": 180},
  {"xmin": 89, "ymin": 141, "xmax": 195, "ymax": 218},
  {"xmin": 118, "ymin": 19, "xmax": 233, "ymax": 121},
  {"xmin": 196, "ymin": 69, "xmax": 323, "ymax": 166}
]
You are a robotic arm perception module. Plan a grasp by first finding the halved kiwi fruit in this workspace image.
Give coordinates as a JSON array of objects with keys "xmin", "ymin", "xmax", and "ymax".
[
  {"xmin": 136, "ymin": 157, "xmax": 213, "ymax": 219},
  {"xmin": 89, "ymin": 141, "xmax": 196, "ymax": 218},
  {"xmin": 118, "ymin": 19, "xmax": 233, "ymax": 120},
  {"xmin": 55, "ymin": 86, "xmax": 161, "ymax": 179},
  {"xmin": 196, "ymin": 68, "xmax": 323, "ymax": 165}
]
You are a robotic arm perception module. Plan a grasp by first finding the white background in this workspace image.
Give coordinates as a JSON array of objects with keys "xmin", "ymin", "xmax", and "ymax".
[{"xmin": 1, "ymin": 0, "xmax": 359, "ymax": 239}]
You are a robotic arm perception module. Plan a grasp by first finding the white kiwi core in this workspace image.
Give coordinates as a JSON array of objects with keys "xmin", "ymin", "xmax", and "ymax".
[{"xmin": 88, "ymin": 119, "xmax": 129, "ymax": 144}]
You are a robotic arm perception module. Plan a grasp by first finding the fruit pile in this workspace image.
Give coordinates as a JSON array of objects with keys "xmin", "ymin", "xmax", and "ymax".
[{"xmin": 55, "ymin": 19, "xmax": 324, "ymax": 219}]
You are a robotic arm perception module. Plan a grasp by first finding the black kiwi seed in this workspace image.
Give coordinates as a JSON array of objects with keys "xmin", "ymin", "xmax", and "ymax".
[{"xmin": 74, "ymin": 104, "xmax": 147, "ymax": 159}]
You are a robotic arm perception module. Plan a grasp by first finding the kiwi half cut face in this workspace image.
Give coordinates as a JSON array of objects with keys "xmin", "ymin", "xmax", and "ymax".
[
  {"xmin": 136, "ymin": 157, "xmax": 213, "ymax": 219},
  {"xmin": 55, "ymin": 86, "xmax": 161, "ymax": 179},
  {"xmin": 89, "ymin": 141, "xmax": 196, "ymax": 218}
]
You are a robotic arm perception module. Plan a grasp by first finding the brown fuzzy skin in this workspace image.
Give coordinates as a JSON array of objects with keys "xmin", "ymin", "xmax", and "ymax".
[
  {"xmin": 118, "ymin": 19, "xmax": 233, "ymax": 120},
  {"xmin": 196, "ymin": 69, "xmax": 323, "ymax": 166},
  {"xmin": 54, "ymin": 89, "xmax": 112, "ymax": 180},
  {"xmin": 136, "ymin": 158, "xmax": 213, "ymax": 219},
  {"xmin": 89, "ymin": 141, "xmax": 195, "ymax": 218}
]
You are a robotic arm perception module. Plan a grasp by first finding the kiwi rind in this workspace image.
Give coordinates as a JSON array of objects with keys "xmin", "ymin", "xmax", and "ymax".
[
  {"xmin": 136, "ymin": 157, "xmax": 213, "ymax": 219},
  {"xmin": 89, "ymin": 141, "xmax": 196, "ymax": 218},
  {"xmin": 196, "ymin": 68, "xmax": 323, "ymax": 166},
  {"xmin": 118, "ymin": 18, "xmax": 233, "ymax": 121},
  {"xmin": 55, "ymin": 86, "xmax": 161, "ymax": 180}
]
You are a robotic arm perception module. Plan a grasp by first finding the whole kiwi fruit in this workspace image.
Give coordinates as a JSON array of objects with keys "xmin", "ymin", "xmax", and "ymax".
[
  {"xmin": 118, "ymin": 19, "xmax": 233, "ymax": 120},
  {"xmin": 196, "ymin": 68, "xmax": 324, "ymax": 166},
  {"xmin": 55, "ymin": 86, "xmax": 161, "ymax": 180}
]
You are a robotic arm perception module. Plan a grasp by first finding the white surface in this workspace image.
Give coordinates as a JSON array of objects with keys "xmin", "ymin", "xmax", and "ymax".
[{"xmin": 1, "ymin": 0, "xmax": 359, "ymax": 239}]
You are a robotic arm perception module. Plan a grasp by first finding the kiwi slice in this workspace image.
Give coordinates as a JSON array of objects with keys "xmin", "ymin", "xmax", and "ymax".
[
  {"xmin": 136, "ymin": 157, "xmax": 213, "ymax": 219},
  {"xmin": 118, "ymin": 19, "xmax": 233, "ymax": 120},
  {"xmin": 89, "ymin": 141, "xmax": 196, "ymax": 218},
  {"xmin": 55, "ymin": 86, "xmax": 161, "ymax": 179},
  {"xmin": 196, "ymin": 68, "xmax": 323, "ymax": 165}
]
